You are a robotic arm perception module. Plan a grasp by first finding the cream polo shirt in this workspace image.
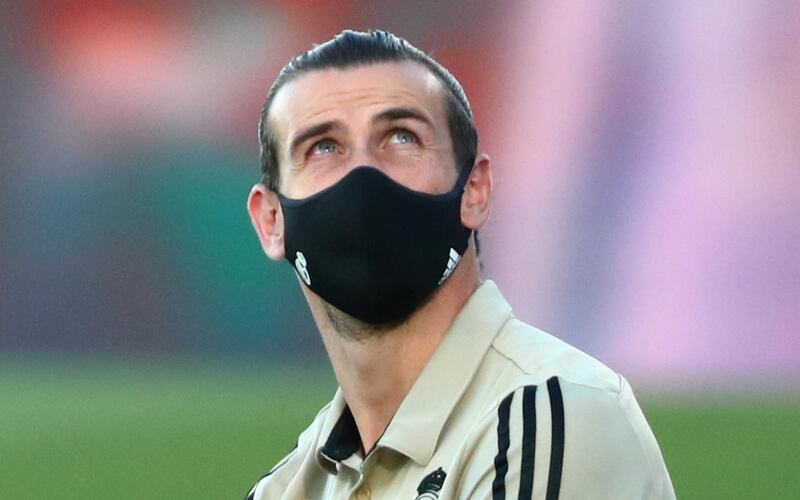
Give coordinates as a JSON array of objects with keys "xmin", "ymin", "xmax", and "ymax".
[{"xmin": 245, "ymin": 280, "xmax": 675, "ymax": 500}]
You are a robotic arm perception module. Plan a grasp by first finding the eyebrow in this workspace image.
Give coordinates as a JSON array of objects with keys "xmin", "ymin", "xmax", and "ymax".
[
  {"xmin": 287, "ymin": 106, "xmax": 433, "ymax": 158},
  {"xmin": 371, "ymin": 106, "xmax": 433, "ymax": 128},
  {"xmin": 289, "ymin": 120, "xmax": 342, "ymax": 158}
]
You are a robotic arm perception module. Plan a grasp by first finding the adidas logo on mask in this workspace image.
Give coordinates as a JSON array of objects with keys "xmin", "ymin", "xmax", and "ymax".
[{"xmin": 438, "ymin": 248, "xmax": 461, "ymax": 284}]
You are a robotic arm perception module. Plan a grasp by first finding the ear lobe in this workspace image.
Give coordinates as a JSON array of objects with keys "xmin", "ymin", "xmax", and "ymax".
[
  {"xmin": 247, "ymin": 184, "xmax": 286, "ymax": 261},
  {"xmin": 460, "ymin": 154, "xmax": 493, "ymax": 231}
]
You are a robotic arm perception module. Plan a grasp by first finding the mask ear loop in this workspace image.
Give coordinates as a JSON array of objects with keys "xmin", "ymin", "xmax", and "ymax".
[{"xmin": 452, "ymin": 157, "xmax": 475, "ymax": 193}]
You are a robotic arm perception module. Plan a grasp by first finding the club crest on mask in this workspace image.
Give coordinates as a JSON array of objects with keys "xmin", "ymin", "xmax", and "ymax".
[{"xmin": 294, "ymin": 251, "xmax": 311, "ymax": 285}]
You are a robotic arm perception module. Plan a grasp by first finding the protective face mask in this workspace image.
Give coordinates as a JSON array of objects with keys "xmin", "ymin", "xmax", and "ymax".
[{"xmin": 277, "ymin": 164, "xmax": 472, "ymax": 324}]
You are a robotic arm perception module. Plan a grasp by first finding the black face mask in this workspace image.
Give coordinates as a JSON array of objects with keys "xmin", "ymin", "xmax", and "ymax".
[{"xmin": 277, "ymin": 164, "xmax": 473, "ymax": 324}]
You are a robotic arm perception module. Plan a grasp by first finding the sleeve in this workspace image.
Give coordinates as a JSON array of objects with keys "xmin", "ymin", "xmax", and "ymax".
[
  {"xmin": 242, "ymin": 442, "xmax": 300, "ymax": 500},
  {"xmin": 242, "ymin": 403, "xmax": 331, "ymax": 500},
  {"xmin": 455, "ymin": 376, "xmax": 676, "ymax": 500}
]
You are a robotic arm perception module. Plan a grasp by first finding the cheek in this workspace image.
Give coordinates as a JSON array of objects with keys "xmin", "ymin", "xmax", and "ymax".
[
  {"xmin": 425, "ymin": 154, "xmax": 460, "ymax": 194},
  {"xmin": 285, "ymin": 164, "xmax": 351, "ymax": 199},
  {"xmin": 396, "ymin": 161, "xmax": 457, "ymax": 195}
]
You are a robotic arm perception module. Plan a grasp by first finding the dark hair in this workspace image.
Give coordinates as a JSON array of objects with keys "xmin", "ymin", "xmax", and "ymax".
[{"xmin": 257, "ymin": 29, "xmax": 478, "ymax": 191}]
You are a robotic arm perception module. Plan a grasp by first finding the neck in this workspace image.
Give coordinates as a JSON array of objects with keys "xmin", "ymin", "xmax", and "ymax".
[{"xmin": 305, "ymin": 247, "xmax": 480, "ymax": 453}]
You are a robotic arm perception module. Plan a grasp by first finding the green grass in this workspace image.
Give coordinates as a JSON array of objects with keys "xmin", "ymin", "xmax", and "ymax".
[
  {"xmin": 1, "ymin": 360, "xmax": 798, "ymax": 499},
  {"xmin": 643, "ymin": 396, "xmax": 800, "ymax": 499},
  {"xmin": 0, "ymin": 360, "xmax": 337, "ymax": 500}
]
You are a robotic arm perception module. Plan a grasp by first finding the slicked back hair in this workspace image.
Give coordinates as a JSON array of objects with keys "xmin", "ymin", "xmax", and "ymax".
[{"xmin": 257, "ymin": 29, "xmax": 478, "ymax": 192}]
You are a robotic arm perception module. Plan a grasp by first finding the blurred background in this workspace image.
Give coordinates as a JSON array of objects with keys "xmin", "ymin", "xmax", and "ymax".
[{"xmin": 1, "ymin": 1, "xmax": 798, "ymax": 498}]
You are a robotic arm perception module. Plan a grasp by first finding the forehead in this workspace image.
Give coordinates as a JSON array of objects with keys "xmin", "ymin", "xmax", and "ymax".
[{"xmin": 268, "ymin": 61, "xmax": 447, "ymax": 140}]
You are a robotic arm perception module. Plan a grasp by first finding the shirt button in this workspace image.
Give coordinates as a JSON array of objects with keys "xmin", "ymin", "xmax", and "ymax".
[{"xmin": 355, "ymin": 486, "xmax": 371, "ymax": 499}]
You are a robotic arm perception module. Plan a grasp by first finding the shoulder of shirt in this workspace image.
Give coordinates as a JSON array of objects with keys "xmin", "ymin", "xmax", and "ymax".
[
  {"xmin": 482, "ymin": 317, "xmax": 670, "ymax": 476},
  {"xmin": 489, "ymin": 315, "xmax": 624, "ymax": 398},
  {"xmin": 244, "ymin": 400, "xmax": 334, "ymax": 500},
  {"xmin": 475, "ymin": 315, "xmax": 637, "ymax": 429},
  {"xmin": 463, "ymin": 318, "xmax": 675, "ymax": 499}
]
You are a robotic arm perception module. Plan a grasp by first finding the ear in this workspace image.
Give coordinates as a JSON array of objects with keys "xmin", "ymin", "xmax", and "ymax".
[
  {"xmin": 460, "ymin": 153, "xmax": 493, "ymax": 231},
  {"xmin": 247, "ymin": 183, "xmax": 286, "ymax": 261}
]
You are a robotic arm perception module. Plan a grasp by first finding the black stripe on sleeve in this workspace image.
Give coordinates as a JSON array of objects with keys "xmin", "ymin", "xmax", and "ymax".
[
  {"xmin": 517, "ymin": 385, "xmax": 537, "ymax": 500},
  {"xmin": 492, "ymin": 391, "xmax": 515, "ymax": 500},
  {"xmin": 545, "ymin": 377, "xmax": 565, "ymax": 500}
]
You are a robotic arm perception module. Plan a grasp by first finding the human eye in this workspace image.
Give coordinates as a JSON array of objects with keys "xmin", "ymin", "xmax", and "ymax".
[
  {"xmin": 387, "ymin": 129, "xmax": 418, "ymax": 145},
  {"xmin": 311, "ymin": 139, "xmax": 337, "ymax": 156}
]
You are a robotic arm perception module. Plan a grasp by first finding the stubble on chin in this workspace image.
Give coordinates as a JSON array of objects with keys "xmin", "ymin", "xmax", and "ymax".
[
  {"xmin": 322, "ymin": 302, "xmax": 405, "ymax": 342},
  {"xmin": 317, "ymin": 280, "xmax": 444, "ymax": 342},
  {"xmin": 300, "ymin": 279, "xmax": 397, "ymax": 341}
]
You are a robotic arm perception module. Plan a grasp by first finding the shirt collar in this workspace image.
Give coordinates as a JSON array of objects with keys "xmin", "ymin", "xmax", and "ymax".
[
  {"xmin": 315, "ymin": 388, "xmax": 359, "ymax": 474},
  {"xmin": 378, "ymin": 280, "xmax": 512, "ymax": 465},
  {"xmin": 315, "ymin": 280, "xmax": 512, "ymax": 471}
]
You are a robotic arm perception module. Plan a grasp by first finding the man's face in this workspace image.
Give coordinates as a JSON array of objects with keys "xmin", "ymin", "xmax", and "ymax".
[{"xmin": 268, "ymin": 61, "xmax": 459, "ymax": 199}]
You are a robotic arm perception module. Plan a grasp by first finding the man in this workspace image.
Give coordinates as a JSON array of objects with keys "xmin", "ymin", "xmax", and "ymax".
[{"xmin": 246, "ymin": 30, "xmax": 675, "ymax": 499}]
